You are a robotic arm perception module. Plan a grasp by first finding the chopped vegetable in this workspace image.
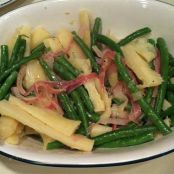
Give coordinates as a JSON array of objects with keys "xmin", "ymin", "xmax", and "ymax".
[
  {"xmin": 155, "ymin": 38, "xmax": 169, "ymax": 115},
  {"xmin": 79, "ymin": 10, "xmax": 91, "ymax": 47},
  {"xmin": 118, "ymin": 27, "xmax": 151, "ymax": 46}
]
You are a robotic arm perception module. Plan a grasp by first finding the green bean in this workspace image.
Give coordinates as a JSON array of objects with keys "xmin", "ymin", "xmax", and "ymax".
[
  {"xmin": 91, "ymin": 17, "xmax": 102, "ymax": 46},
  {"xmin": 55, "ymin": 56, "xmax": 80, "ymax": 76},
  {"xmin": 54, "ymin": 61, "xmax": 75, "ymax": 80},
  {"xmin": 120, "ymin": 122, "xmax": 137, "ymax": 130},
  {"xmin": 31, "ymin": 42, "xmax": 46, "ymax": 54},
  {"xmin": 98, "ymin": 133, "xmax": 154, "ymax": 148},
  {"xmin": 70, "ymin": 91, "xmax": 89, "ymax": 135},
  {"xmin": 47, "ymin": 141, "xmax": 64, "ymax": 150},
  {"xmin": 161, "ymin": 106, "xmax": 174, "ymax": 118},
  {"xmin": 0, "ymin": 45, "xmax": 9, "ymax": 73},
  {"xmin": 118, "ymin": 27, "xmax": 151, "ymax": 46},
  {"xmin": 93, "ymin": 125, "xmax": 156, "ymax": 146},
  {"xmin": 96, "ymin": 34, "xmax": 123, "ymax": 55},
  {"xmin": 54, "ymin": 60, "xmax": 95, "ymax": 113},
  {"xmin": 148, "ymin": 38, "xmax": 156, "ymax": 47},
  {"xmin": 112, "ymin": 98, "xmax": 124, "ymax": 106},
  {"xmin": 140, "ymin": 88, "xmax": 153, "ymax": 122},
  {"xmin": 54, "ymin": 62, "xmax": 89, "ymax": 135},
  {"xmin": 144, "ymin": 88, "xmax": 153, "ymax": 104},
  {"xmin": 39, "ymin": 58, "xmax": 58, "ymax": 81},
  {"xmin": 144, "ymin": 61, "xmax": 154, "ymax": 104},
  {"xmin": 58, "ymin": 93, "xmax": 79, "ymax": 120},
  {"xmin": 39, "ymin": 58, "xmax": 78, "ymax": 120},
  {"xmin": 0, "ymin": 71, "xmax": 17, "ymax": 100},
  {"xmin": 72, "ymin": 31, "xmax": 99, "ymax": 73},
  {"xmin": 86, "ymin": 112, "xmax": 100, "ymax": 123},
  {"xmin": 166, "ymin": 91, "xmax": 174, "ymax": 104},
  {"xmin": 77, "ymin": 87, "xmax": 94, "ymax": 113},
  {"xmin": 155, "ymin": 38, "xmax": 169, "ymax": 115},
  {"xmin": 0, "ymin": 51, "xmax": 42, "ymax": 83},
  {"xmin": 114, "ymin": 53, "xmax": 171, "ymax": 135},
  {"xmin": 16, "ymin": 39, "xmax": 26, "ymax": 61},
  {"xmin": 9, "ymin": 36, "xmax": 23, "ymax": 67}
]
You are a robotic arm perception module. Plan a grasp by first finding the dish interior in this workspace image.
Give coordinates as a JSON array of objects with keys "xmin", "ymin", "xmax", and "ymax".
[{"xmin": 0, "ymin": 0, "xmax": 174, "ymax": 166}]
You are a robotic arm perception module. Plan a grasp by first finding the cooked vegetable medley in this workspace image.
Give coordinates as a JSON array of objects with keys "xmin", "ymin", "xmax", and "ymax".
[{"xmin": 0, "ymin": 10, "xmax": 174, "ymax": 152}]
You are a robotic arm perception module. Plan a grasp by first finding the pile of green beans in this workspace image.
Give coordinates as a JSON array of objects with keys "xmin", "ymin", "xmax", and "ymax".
[
  {"xmin": 96, "ymin": 34, "xmax": 171, "ymax": 135},
  {"xmin": 39, "ymin": 58, "xmax": 78, "ymax": 121},
  {"xmin": 93, "ymin": 126, "xmax": 156, "ymax": 146},
  {"xmin": 0, "ymin": 71, "xmax": 17, "ymax": 100},
  {"xmin": 0, "ymin": 51, "xmax": 42, "ymax": 83},
  {"xmin": 55, "ymin": 56, "xmax": 95, "ymax": 113},
  {"xmin": 9, "ymin": 36, "xmax": 27, "ymax": 67},
  {"xmin": 53, "ymin": 61, "xmax": 89, "ymax": 135}
]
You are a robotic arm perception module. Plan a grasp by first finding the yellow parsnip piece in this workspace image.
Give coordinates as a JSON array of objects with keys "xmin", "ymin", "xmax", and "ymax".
[
  {"xmin": 24, "ymin": 60, "xmax": 47, "ymax": 89},
  {"xmin": 0, "ymin": 116, "xmax": 18, "ymax": 139},
  {"xmin": 90, "ymin": 124, "xmax": 112, "ymax": 137},
  {"xmin": 9, "ymin": 96, "xmax": 81, "ymax": 136},
  {"xmin": 131, "ymin": 38, "xmax": 157, "ymax": 62},
  {"xmin": 31, "ymin": 26, "xmax": 50, "ymax": 49},
  {"xmin": 0, "ymin": 100, "xmax": 94, "ymax": 152}
]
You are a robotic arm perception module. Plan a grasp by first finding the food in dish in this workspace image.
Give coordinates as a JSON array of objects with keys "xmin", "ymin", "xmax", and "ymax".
[{"xmin": 0, "ymin": 10, "xmax": 173, "ymax": 152}]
